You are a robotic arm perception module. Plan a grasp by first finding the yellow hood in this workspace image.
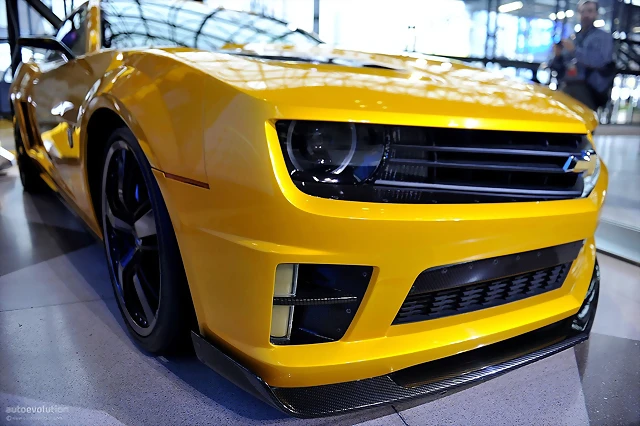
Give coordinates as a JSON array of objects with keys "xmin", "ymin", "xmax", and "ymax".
[{"xmin": 172, "ymin": 46, "xmax": 597, "ymax": 133}]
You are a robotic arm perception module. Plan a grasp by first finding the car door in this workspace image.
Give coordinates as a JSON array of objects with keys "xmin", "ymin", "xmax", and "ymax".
[{"xmin": 28, "ymin": 5, "xmax": 100, "ymax": 212}]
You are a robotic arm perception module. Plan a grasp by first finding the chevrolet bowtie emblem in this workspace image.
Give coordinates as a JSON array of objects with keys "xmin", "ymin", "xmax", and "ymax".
[{"xmin": 563, "ymin": 150, "xmax": 597, "ymax": 176}]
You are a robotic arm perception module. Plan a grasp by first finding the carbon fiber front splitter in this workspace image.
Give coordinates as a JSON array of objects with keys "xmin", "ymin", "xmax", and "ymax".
[{"xmin": 191, "ymin": 262, "xmax": 600, "ymax": 418}]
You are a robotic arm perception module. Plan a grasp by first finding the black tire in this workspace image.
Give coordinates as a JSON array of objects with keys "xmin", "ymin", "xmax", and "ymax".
[
  {"xmin": 100, "ymin": 127, "xmax": 194, "ymax": 354},
  {"xmin": 15, "ymin": 123, "xmax": 46, "ymax": 193}
]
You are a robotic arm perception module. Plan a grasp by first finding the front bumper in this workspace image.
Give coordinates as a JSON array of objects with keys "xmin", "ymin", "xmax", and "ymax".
[
  {"xmin": 156, "ymin": 161, "xmax": 605, "ymax": 388},
  {"xmin": 192, "ymin": 262, "xmax": 600, "ymax": 418}
]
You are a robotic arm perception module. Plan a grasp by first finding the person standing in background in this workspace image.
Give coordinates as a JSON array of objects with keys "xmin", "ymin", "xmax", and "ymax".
[
  {"xmin": 549, "ymin": 42, "xmax": 567, "ymax": 82},
  {"xmin": 550, "ymin": 0, "xmax": 615, "ymax": 110}
]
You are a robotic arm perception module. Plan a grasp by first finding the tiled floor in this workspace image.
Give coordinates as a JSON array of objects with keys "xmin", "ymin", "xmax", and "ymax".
[{"xmin": 0, "ymin": 155, "xmax": 639, "ymax": 425}]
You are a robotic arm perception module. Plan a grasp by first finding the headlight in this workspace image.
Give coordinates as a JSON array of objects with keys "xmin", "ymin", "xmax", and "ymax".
[
  {"xmin": 278, "ymin": 121, "xmax": 385, "ymax": 184},
  {"xmin": 581, "ymin": 154, "xmax": 601, "ymax": 197}
]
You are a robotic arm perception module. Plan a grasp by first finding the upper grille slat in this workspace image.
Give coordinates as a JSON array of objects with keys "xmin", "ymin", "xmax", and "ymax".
[
  {"xmin": 375, "ymin": 180, "xmax": 583, "ymax": 198},
  {"xmin": 386, "ymin": 158, "xmax": 566, "ymax": 174},
  {"xmin": 391, "ymin": 144, "xmax": 580, "ymax": 158}
]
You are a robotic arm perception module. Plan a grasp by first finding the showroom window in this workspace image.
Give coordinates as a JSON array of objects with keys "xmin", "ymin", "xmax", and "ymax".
[{"xmin": 100, "ymin": 0, "xmax": 321, "ymax": 50}]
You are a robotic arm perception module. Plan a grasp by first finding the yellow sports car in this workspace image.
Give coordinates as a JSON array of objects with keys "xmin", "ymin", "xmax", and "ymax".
[{"xmin": 11, "ymin": 0, "xmax": 605, "ymax": 418}]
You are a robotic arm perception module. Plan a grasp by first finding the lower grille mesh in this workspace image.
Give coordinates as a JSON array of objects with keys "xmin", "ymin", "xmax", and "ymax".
[
  {"xmin": 395, "ymin": 263, "xmax": 571, "ymax": 324},
  {"xmin": 394, "ymin": 241, "xmax": 582, "ymax": 325}
]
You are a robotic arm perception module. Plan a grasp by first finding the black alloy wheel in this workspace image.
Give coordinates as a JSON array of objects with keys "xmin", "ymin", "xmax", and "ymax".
[
  {"xmin": 101, "ymin": 128, "xmax": 193, "ymax": 353},
  {"xmin": 103, "ymin": 140, "xmax": 160, "ymax": 336}
]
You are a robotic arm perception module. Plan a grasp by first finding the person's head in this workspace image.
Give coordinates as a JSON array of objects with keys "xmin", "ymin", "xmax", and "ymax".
[{"xmin": 578, "ymin": 0, "xmax": 599, "ymax": 29}]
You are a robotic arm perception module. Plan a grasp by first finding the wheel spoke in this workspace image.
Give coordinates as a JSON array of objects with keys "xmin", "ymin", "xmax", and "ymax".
[
  {"xmin": 117, "ymin": 149, "xmax": 127, "ymax": 210},
  {"xmin": 117, "ymin": 247, "xmax": 138, "ymax": 290},
  {"xmin": 137, "ymin": 265, "xmax": 159, "ymax": 302},
  {"xmin": 106, "ymin": 202, "xmax": 134, "ymax": 235},
  {"xmin": 133, "ymin": 199, "xmax": 151, "ymax": 220},
  {"xmin": 134, "ymin": 207, "xmax": 157, "ymax": 239},
  {"xmin": 138, "ymin": 237, "xmax": 158, "ymax": 252},
  {"xmin": 133, "ymin": 272, "xmax": 155, "ymax": 322}
]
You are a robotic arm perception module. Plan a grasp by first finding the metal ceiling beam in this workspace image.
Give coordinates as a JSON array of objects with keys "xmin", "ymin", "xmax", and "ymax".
[
  {"xmin": 23, "ymin": 0, "xmax": 63, "ymax": 30},
  {"xmin": 6, "ymin": 0, "xmax": 21, "ymax": 78},
  {"xmin": 313, "ymin": 0, "xmax": 319, "ymax": 35}
]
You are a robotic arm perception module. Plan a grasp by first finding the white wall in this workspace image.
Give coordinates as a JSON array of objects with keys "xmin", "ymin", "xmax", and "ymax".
[
  {"xmin": 207, "ymin": 0, "xmax": 315, "ymax": 33},
  {"xmin": 319, "ymin": 0, "xmax": 471, "ymax": 56},
  {"xmin": 208, "ymin": 0, "xmax": 472, "ymax": 56}
]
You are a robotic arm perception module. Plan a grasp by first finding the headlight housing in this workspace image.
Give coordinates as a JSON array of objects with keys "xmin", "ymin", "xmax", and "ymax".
[{"xmin": 277, "ymin": 120, "xmax": 385, "ymax": 184}]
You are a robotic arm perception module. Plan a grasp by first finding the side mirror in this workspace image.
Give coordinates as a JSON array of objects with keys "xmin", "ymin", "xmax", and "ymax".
[{"xmin": 17, "ymin": 36, "xmax": 75, "ymax": 60}]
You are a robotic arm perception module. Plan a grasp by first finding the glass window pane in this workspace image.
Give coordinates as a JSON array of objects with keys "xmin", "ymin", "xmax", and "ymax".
[{"xmin": 101, "ymin": 0, "xmax": 320, "ymax": 50}]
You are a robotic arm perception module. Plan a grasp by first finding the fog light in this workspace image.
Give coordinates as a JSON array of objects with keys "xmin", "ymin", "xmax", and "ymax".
[
  {"xmin": 270, "ymin": 264, "xmax": 299, "ymax": 339},
  {"xmin": 271, "ymin": 264, "xmax": 373, "ymax": 345}
]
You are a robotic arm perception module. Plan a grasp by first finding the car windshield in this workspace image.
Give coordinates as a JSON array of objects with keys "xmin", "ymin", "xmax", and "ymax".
[{"xmin": 101, "ymin": 0, "xmax": 322, "ymax": 51}]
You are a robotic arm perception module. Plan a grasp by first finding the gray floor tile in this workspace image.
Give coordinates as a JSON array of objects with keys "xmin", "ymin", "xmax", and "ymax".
[
  {"xmin": 355, "ymin": 413, "xmax": 408, "ymax": 426},
  {"xmin": 2, "ymin": 392, "xmax": 126, "ymax": 426},
  {"xmin": 0, "ymin": 170, "xmax": 95, "ymax": 277},
  {"xmin": 0, "ymin": 218, "xmax": 95, "ymax": 277},
  {"xmin": 575, "ymin": 333, "xmax": 640, "ymax": 426},
  {"xmin": 0, "ymin": 244, "xmax": 113, "ymax": 312},
  {"xmin": 396, "ymin": 349, "xmax": 589, "ymax": 426},
  {"xmin": 0, "ymin": 299, "xmax": 400, "ymax": 426},
  {"xmin": 0, "ymin": 168, "xmax": 86, "ymax": 233}
]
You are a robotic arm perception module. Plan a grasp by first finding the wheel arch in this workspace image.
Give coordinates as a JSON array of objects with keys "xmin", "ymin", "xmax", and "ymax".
[
  {"xmin": 81, "ymin": 55, "xmax": 208, "ymax": 231},
  {"xmin": 82, "ymin": 96, "xmax": 159, "ymax": 234},
  {"xmin": 83, "ymin": 99, "xmax": 200, "ymax": 336}
]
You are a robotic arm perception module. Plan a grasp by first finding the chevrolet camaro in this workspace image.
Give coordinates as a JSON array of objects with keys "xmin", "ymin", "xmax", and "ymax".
[{"xmin": 10, "ymin": 0, "xmax": 606, "ymax": 418}]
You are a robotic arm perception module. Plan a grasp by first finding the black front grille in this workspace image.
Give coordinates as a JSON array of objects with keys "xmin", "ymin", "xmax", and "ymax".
[
  {"xmin": 394, "ymin": 241, "xmax": 583, "ymax": 325},
  {"xmin": 376, "ymin": 127, "xmax": 587, "ymax": 202}
]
